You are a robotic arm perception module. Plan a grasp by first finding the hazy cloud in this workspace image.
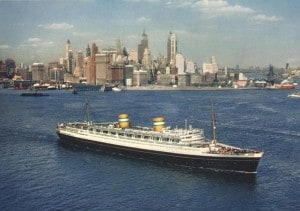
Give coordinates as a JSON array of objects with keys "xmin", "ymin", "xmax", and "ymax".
[
  {"xmin": 38, "ymin": 22, "xmax": 74, "ymax": 30},
  {"xmin": 250, "ymin": 14, "xmax": 283, "ymax": 24},
  {"xmin": 0, "ymin": 44, "xmax": 11, "ymax": 49},
  {"xmin": 28, "ymin": 37, "xmax": 42, "ymax": 43},
  {"xmin": 166, "ymin": 0, "xmax": 254, "ymax": 18},
  {"xmin": 21, "ymin": 37, "xmax": 54, "ymax": 47},
  {"xmin": 137, "ymin": 16, "xmax": 151, "ymax": 24},
  {"xmin": 123, "ymin": 0, "xmax": 160, "ymax": 2}
]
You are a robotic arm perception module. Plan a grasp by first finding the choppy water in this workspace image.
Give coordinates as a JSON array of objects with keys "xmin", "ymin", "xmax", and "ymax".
[{"xmin": 0, "ymin": 89, "xmax": 299, "ymax": 210}]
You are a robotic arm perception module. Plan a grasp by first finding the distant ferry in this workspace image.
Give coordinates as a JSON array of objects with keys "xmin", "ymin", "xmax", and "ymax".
[
  {"xmin": 288, "ymin": 92, "xmax": 300, "ymax": 98},
  {"xmin": 73, "ymin": 83, "xmax": 102, "ymax": 92},
  {"xmin": 20, "ymin": 92, "xmax": 49, "ymax": 97},
  {"xmin": 56, "ymin": 102, "xmax": 263, "ymax": 173}
]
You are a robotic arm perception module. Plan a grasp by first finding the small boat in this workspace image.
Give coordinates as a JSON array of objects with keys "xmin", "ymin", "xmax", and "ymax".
[
  {"xmin": 56, "ymin": 100, "xmax": 263, "ymax": 173},
  {"xmin": 21, "ymin": 92, "xmax": 49, "ymax": 97},
  {"xmin": 288, "ymin": 92, "xmax": 300, "ymax": 98},
  {"xmin": 112, "ymin": 87, "xmax": 122, "ymax": 92},
  {"xmin": 278, "ymin": 79, "xmax": 296, "ymax": 89},
  {"xmin": 279, "ymin": 84, "xmax": 296, "ymax": 89}
]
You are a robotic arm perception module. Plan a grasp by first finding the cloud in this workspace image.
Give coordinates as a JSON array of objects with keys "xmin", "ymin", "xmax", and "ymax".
[
  {"xmin": 250, "ymin": 14, "xmax": 283, "ymax": 24},
  {"xmin": 21, "ymin": 37, "xmax": 54, "ymax": 48},
  {"xmin": 0, "ymin": 44, "xmax": 11, "ymax": 49},
  {"xmin": 28, "ymin": 37, "xmax": 42, "ymax": 43},
  {"xmin": 38, "ymin": 22, "xmax": 74, "ymax": 30},
  {"xmin": 166, "ymin": 0, "xmax": 254, "ymax": 18},
  {"xmin": 123, "ymin": 0, "xmax": 160, "ymax": 2},
  {"xmin": 137, "ymin": 16, "xmax": 151, "ymax": 24}
]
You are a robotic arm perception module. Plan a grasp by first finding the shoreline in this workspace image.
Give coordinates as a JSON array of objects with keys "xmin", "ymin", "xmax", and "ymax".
[{"xmin": 125, "ymin": 85, "xmax": 262, "ymax": 91}]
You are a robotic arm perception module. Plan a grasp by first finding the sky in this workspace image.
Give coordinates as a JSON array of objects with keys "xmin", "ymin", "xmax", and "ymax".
[{"xmin": 0, "ymin": 0, "xmax": 300, "ymax": 68}]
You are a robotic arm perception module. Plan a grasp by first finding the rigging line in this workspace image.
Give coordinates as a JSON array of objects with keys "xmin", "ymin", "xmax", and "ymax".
[{"xmin": 211, "ymin": 97, "xmax": 217, "ymax": 143}]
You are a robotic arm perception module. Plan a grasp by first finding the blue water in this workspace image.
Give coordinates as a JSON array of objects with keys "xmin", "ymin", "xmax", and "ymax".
[{"xmin": 0, "ymin": 89, "xmax": 299, "ymax": 210}]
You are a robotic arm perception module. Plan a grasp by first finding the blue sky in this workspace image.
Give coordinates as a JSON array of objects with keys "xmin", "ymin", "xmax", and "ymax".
[{"xmin": 0, "ymin": 0, "xmax": 299, "ymax": 68}]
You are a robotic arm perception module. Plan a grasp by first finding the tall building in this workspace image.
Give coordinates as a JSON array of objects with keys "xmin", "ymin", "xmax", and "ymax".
[
  {"xmin": 211, "ymin": 56, "xmax": 218, "ymax": 73},
  {"xmin": 128, "ymin": 50, "xmax": 138, "ymax": 63},
  {"xmin": 65, "ymin": 39, "xmax": 71, "ymax": 58},
  {"xmin": 74, "ymin": 51, "xmax": 84, "ymax": 77},
  {"xmin": 203, "ymin": 56, "xmax": 218, "ymax": 74},
  {"xmin": 167, "ymin": 32, "xmax": 177, "ymax": 66},
  {"xmin": 186, "ymin": 60, "xmax": 195, "ymax": 73},
  {"xmin": 142, "ymin": 48, "xmax": 152, "ymax": 68},
  {"xmin": 175, "ymin": 53, "xmax": 185, "ymax": 74},
  {"xmin": 31, "ymin": 63, "xmax": 45, "ymax": 81},
  {"xmin": 115, "ymin": 39, "xmax": 122, "ymax": 55},
  {"xmin": 95, "ymin": 53, "xmax": 109, "ymax": 85},
  {"xmin": 138, "ymin": 30, "xmax": 148, "ymax": 64},
  {"xmin": 65, "ymin": 39, "xmax": 74, "ymax": 73},
  {"xmin": 86, "ymin": 43, "xmax": 98, "ymax": 84},
  {"xmin": 86, "ymin": 44, "xmax": 91, "ymax": 57}
]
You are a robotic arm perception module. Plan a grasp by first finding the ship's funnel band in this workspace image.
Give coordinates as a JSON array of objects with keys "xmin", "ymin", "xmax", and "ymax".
[
  {"xmin": 153, "ymin": 117, "xmax": 165, "ymax": 132},
  {"xmin": 119, "ymin": 118, "xmax": 129, "ymax": 122},
  {"xmin": 153, "ymin": 122, "xmax": 165, "ymax": 126},
  {"xmin": 118, "ymin": 114, "xmax": 130, "ymax": 128}
]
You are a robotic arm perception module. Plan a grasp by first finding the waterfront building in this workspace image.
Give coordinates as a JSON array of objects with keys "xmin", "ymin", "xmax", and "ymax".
[
  {"xmin": 167, "ymin": 32, "xmax": 177, "ymax": 66},
  {"xmin": 232, "ymin": 73, "xmax": 248, "ymax": 87},
  {"xmin": 133, "ymin": 70, "xmax": 148, "ymax": 86},
  {"xmin": 186, "ymin": 60, "xmax": 195, "ymax": 73},
  {"xmin": 211, "ymin": 56, "xmax": 218, "ymax": 73},
  {"xmin": 203, "ymin": 56, "xmax": 218, "ymax": 74},
  {"xmin": 138, "ymin": 30, "xmax": 148, "ymax": 64},
  {"xmin": 124, "ymin": 65, "xmax": 134, "ymax": 86},
  {"xmin": 86, "ymin": 43, "xmax": 98, "ymax": 84},
  {"xmin": 110, "ymin": 64, "xmax": 124, "ymax": 84},
  {"xmin": 31, "ymin": 63, "xmax": 45, "ymax": 81},
  {"xmin": 190, "ymin": 73, "xmax": 202, "ymax": 86},
  {"xmin": 0, "ymin": 60, "xmax": 6, "ymax": 78},
  {"xmin": 203, "ymin": 63, "xmax": 213, "ymax": 74},
  {"xmin": 74, "ymin": 51, "xmax": 84, "ymax": 78},
  {"xmin": 95, "ymin": 53, "xmax": 109, "ymax": 85},
  {"xmin": 128, "ymin": 50, "xmax": 138, "ymax": 64},
  {"xmin": 177, "ymin": 74, "xmax": 190, "ymax": 87},
  {"xmin": 175, "ymin": 53, "xmax": 185, "ymax": 74},
  {"xmin": 142, "ymin": 48, "xmax": 152, "ymax": 68},
  {"xmin": 156, "ymin": 72, "xmax": 175, "ymax": 86}
]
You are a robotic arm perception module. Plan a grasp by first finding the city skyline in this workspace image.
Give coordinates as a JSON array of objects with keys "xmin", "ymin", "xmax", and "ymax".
[{"xmin": 0, "ymin": 0, "xmax": 299, "ymax": 68}]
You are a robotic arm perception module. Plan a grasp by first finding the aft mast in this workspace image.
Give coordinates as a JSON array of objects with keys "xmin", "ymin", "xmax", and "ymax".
[
  {"xmin": 84, "ymin": 92, "xmax": 92, "ymax": 125},
  {"xmin": 211, "ymin": 98, "xmax": 217, "ymax": 144}
]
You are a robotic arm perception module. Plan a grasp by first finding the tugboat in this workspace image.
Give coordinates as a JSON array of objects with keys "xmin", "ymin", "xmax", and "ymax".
[
  {"xmin": 56, "ymin": 100, "xmax": 263, "ymax": 173},
  {"xmin": 20, "ymin": 90, "xmax": 49, "ymax": 97}
]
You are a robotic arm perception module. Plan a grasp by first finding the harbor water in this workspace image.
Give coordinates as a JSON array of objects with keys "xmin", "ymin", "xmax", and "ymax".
[{"xmin": 0, "ymin": 89, "xmax": 299, "ymax": 210}]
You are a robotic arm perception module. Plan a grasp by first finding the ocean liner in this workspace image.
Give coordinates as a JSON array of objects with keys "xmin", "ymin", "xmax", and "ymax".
[{"xmin": 56, "ymin": 102, "xmax": 263, "ymax": 173}]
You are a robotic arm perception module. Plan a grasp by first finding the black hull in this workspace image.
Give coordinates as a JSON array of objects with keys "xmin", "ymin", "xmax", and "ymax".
[
  {"xmin": 57, "ymin": 133, "xmax": 261, "ymax": 173},
  {"xmin": 21, "ymin": 93, "xmax": 49, "ymax": 96}
]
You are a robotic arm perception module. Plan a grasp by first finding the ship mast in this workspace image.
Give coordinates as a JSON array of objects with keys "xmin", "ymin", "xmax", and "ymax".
[
  {"xmin": 84, "ymin": 92, "xmax": 91, "ymax": 125},
  {"xmin": 211, "ymin": 98, "xmax": 217, "ymax": 144}
]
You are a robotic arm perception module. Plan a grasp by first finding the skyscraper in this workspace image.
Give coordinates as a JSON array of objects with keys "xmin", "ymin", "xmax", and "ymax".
[
  {"xmin": 86, "ymin": 44, "xmax": 91, "ymax": 57},
  {"xmin": 175, "ymin": 53, "xmax": 185, "ymax": 74},
  {"xmin": 115, "ymin": 39, "xmax": 122, "ymax": 55},
  {"xmin": 65, "ymin": 39, "xmax": 74, "ymax": 73},
  {"xmin": 142, "ymin": 48, "xmax": 152, "ymax": 68},
  {"xmin": 138, "ymin": 30, "xmax": 148, "ymax": 64},
  {"xmin": 74, "ymin": 51, "xmax": 84, "ymax": 77},
  {"xmin": 211, "ymin": 56, "xmax": 218, "ymax": 73},
  {"xmin": 167, "ymin": 32, "xmax": 177, "ymax": 66},
  {"xmin": 86, "ymin": 43, "xmax": 98, "ymax": 84}
]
